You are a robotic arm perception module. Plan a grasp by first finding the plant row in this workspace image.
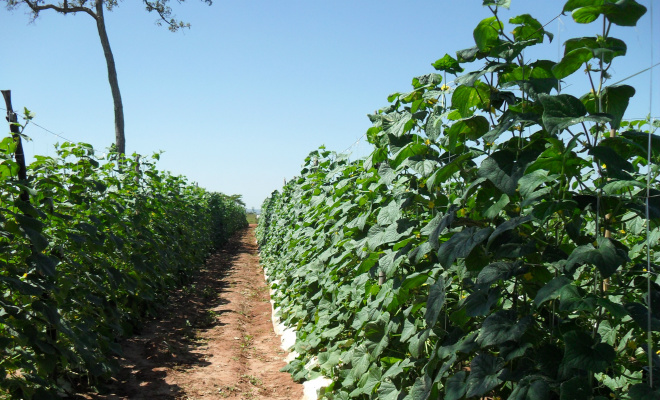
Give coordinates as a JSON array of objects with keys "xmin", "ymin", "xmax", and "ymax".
[
  {"xmin": 257, "ymin": 1, "xmax": 659, "ymax": 399},
  {"xmin": 0, "ymin": 138, "xmax": 247, "ymax": 398}
]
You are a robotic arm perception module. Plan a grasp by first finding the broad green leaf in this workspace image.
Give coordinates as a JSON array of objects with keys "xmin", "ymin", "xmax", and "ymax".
[
  {"xmin": 564, "ymin": 237, "xmax": 628, "ymax": 278},
  {"xmin": 473, "ymin": 17, "xmax": 503, "ymax": 51},
  {"xmin": 408, "ymin": 329, "xmax": 431, "ymax": 358},
  {"xmin": 483, "ymin": 0, "xmax": 511, "ymax": 8},
  {"xmin": 561, "ymin": 330, "xmax": 615, "ymax": 372},
  {"xmin": 321, "ymin": 324, "xmax": 344, "ymax": 339},
  {"xmin": 377, "ymin": 380, "xmax": 401, "ymax": 400},
  {"xmin": 427, "ymin": 153, "xmax": 474, "ymax": 190},
  {"xmin": 445, "ymin": 371, "xmax": 468, "ymax": 400},
  {"xmin": 466, "ymin": 354, "xmax": 504, "ymax": 397},
  {"xmin": 477, "ymin": 261, "xmax": 519, "ymax": 286},
  {"xmin": 391, "ymin": 142, "xmax": 427, "ymax": 168},
  {"xmin": 534, "ymin": 276, "xmax": 572, "ymax": 308},
  {"xmin": 589, "ymin": 145, "xmax": 633, "ymax": 173},
  {"xmin": 478, "ymin": 150, "xmax": 526, "ymax": 196},
  {"xmin": 629, "ymin": 384, "xmax": 660, "ymax": 400},
  {"xmin": 552, "ymin": 48, "xmax": 592, "ymax": 79},
  {"xmin": 510, "ymin": 14, "xmax": 546, "ymax": 43},
  {"xmin": 451, "ymin": 83, "xmax": 490, "ymax": 117},
  {"xmin": 477, "ymin": 311, "xmax": 533, "ymax": 347},
  {"xmin": 583, "ymin": 84, "xmax": 635, "ymax": 131},
  {"xmin": 446, "ymin": 116, "xmax": 490, "ymax": 148},
  {"xmin": 510, "ymin": 377, "xmax": 551, "ymax": 400},
  {"xmin": 410, "ymin": 374, "xmax": 432, "ymax": 400},
  {"xmin": 570, "ymin": 0, "xmax": 647, "ymax": 26},
  {"xmin": 465, "ymin": 287, "xmax": 501, "ymax": 317},
  {"xmin": 624, "ymin": 302, "xmax": 660, "ymax": 332},
  {"xmin": 425, "ymin": 275, "xmax": 446, "ymax": 326},
  {"xmin": 539, "ymin": 94, "xmax": 585, "ymax": 134},
  {"xmin": 438, "ymin": 227, "xmax": 493, "ymax": 268},
  {"xmin": 560, "ymin": 376, "xmax": 591, "ymax": 400},
  {"xmin": 432, "ymin": 54, "xmax": 464, "ymax": 74}
]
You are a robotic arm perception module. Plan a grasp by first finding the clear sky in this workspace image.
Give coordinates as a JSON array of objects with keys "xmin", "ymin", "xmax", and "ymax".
[{"xmin": 1, "ymin": 0, "xmax": 658, "ymax": 210}]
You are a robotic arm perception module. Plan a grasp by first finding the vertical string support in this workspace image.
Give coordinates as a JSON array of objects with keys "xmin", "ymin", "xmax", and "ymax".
[{"xmin": 646, "ymin": 0, "xmax": 654, "ymax": 389}]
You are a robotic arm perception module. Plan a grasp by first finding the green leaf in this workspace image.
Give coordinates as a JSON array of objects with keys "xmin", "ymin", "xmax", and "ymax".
[
  {"xmin": 391, "ymin": 142, "xmax": 427, "ymax": 168},
  {"xmin": 447, "ymin": 116, "xmax": 490, "ymax": 146},
  {"xmin": 478, "ymin": 150, "xmax": 526, "ymax": 196},
  {"xmin": 466, "ymin": 354, "xmax": 504, "ymax": 397},
  {"xmin": 408, "ymin": 329, "xmax": 431, "ymax": 358},
  {"xmin": 451, "ymin": 83, "xmax": 489, "ymax": 117},
  {"xmin": 432, "ymin": 54, "xmax": 464, "ymax": 74},
  {"xmin": 561, "ymin": 330, "xmax": 615, "ymax": 372},
  {"xmin": 474, "ymin": 17, "xmax": 503, "ymax": 51},
  {"xmin": 510, "ymin": 377, "xmax": 550, "ymax": 400},
  {"xmin": 570, "ymin": 0, "xmax": 647, "ymax": 26},
  {"xmin": 27, "ymin": 253, "xmax": 58, "ymax": 277},
  {"xmin": 539, "ymin": 94, "xmax": 611, "ymax": 135},
  {"xmin": 510, "ymin": 14, "xmax": 547, "ymax": 43},
  {"xmin": 477, "ymin": 311, "xmax": 533, "ymax": 347},
  {"xmin": 589, "ymin": 145, "xmax": 633, "ymax": 173},
  {"xmin": 629, "ymin": 384, "xmax": 660, "ymax": 400},
  {"xmin": 560, "ymin": 376, "xmax": 591, "ymax": 400},
  {"xmin": 427, "ymin": 153, "xmax": 474, "ymax": 190},
  {"xmin": 420, "ymin": 209, "xmax": 455, "ymax": 250},
  {"xmin": 410, "ymin": 374, "xmax": 432, "ymax": 400},
  {"xmin": 402, "ymin": 272, "xmax": 429, "ymax": 291},
  {"xmin": 425, "ymin": 275, "xmax": 446, "ymax": 327},
  {"xmin": 321, "ymin": 324, "xmax": 344, "ymax": 339},
  {"xmin": 564, "ymin": 237, "xmax": 628, "ymax": 278},
  {"xmin": 477, "ymin": 261, "xmax": 519, "ymax": 286},
  {"xmin": 438, "ymin": 227, "xmax": 493, "ymax": 268},
  {"xmin": 584, "ymin": 85, "xmax": 635, "ymax": 130},
  {"xmin": 534, "ymin": 276, "xmax": 572, "ymax": 308},
  {"xmin": 483, "ymin": 0, "xmax": 511, "ymax": 8},
  {"xmin": 445, "ymin": 371, "xmax": 468, "ymax": 400},
  {"xmin": 552, "ymin": 48, "xmax": 592, "ymax": 79},
  {"xmin": 377, "ymin": 380, "xmax": 402, "ymax": 400},
  {"xmin": 624, "ymin": 302, "xmax": 660, "ymax": 332}
]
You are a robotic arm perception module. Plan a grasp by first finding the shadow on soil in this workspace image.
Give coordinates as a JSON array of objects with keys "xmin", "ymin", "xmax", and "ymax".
[{"xmin": 75, "ymin": 230, "xmax": 250, "ymax": 400}]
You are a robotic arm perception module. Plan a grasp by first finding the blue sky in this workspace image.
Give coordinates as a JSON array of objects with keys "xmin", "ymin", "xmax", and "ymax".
[{"xmin": 1, "ymin": 0, "xmax": 658, "ymax": 209}]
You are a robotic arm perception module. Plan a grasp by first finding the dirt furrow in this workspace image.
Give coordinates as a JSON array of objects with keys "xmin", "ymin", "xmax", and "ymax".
[{"xmin": 79, "ymin": 225, "xmax": 302, "ymax": 400}]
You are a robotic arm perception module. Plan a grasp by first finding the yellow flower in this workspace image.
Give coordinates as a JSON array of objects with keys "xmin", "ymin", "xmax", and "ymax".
[
  {"xmin": 425, "ymin": 139, "xmax": 431, "ymax": 146},
  {"xmin": 523, "ymin": 272, "xmax": 533, "ymax": 281},
  {"xmin": 440, "ymin": 84, "xmax": 451, "ymax": 91},
  {"xmin": 628, "ymin": 340, "xmax": 637, "ymax": 350},
  {"xmin": 22, "ymin": 273, "xmax": 28, "ymax": 279},
  {"xmin": 428, "ymin": 201, "xmax": 435, "ymax": 209},
  {"xmin": 601, "ymin": 164, "xmax": 607, "ymax": 169},
  {"xmin": 619, "ymin": 229, "xmax": 626, "ymax": 234}
]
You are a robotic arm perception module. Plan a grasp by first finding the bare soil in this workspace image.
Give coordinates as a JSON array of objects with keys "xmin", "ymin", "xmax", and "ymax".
[{"xmin": 79, "ymin": 225, "xmax": 303, "ymax": 400}]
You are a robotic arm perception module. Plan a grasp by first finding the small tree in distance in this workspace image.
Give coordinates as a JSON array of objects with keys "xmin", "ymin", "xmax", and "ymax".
[{"xmin": 3, "ymin": 0, "xmax": 212, "ymax": 156}]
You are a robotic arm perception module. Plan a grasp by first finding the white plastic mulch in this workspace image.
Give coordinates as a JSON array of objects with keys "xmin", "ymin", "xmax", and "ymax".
[{"xmin": 263, "ymin": 267, "xmax": 332, "ymax": 400}]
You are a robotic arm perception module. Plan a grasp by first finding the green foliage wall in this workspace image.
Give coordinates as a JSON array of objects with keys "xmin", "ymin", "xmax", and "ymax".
[
  {"xmin": 0, "ymin": 140, "xmax": 247, "ymax": 398},
  {"xmin": 258, "ymin": 1, "xmax": 660, "ymax": 399}
]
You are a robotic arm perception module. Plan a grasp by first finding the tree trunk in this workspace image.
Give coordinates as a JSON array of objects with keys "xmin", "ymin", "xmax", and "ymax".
[{"xmin": 95, "ymin": 0, "xmax": 125, "ymax": 155}]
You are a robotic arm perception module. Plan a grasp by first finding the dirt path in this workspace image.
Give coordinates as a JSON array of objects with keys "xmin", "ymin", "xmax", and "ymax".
[{"xmin": 82, "ymin": 225, "xmax": 303, "ymax": 400}]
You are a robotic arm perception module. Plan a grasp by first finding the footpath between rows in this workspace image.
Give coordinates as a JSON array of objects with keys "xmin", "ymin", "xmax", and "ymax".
[{"xmin": 78, "ymin": 224, "xmax": 303, "ymax": 400}]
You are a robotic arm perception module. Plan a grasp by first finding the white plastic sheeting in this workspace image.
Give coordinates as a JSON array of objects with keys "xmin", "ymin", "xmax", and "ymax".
[{"xmin": 263, "ymin": 267, "xmax": 332, "ymax": 400}]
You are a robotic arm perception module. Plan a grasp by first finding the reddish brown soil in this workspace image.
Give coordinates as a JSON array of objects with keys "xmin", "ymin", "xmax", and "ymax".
[{"xmin": 80, "ymin": 225, "xmax": 302, "ymax": 400}]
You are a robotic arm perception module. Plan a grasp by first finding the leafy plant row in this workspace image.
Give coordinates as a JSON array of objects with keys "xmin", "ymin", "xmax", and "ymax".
[
  {"xmin": 0, "ymin": 138, "xmax": 247, "ymax": 398},
  {"xmin": 257, "ymin": 1, "xmax": 659, "ymax": 399}
]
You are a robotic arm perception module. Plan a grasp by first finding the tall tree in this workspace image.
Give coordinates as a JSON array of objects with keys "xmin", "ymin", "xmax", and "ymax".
[{"xmin": 4, "ymin": 0, "xmax": 212, "ymax": 155}]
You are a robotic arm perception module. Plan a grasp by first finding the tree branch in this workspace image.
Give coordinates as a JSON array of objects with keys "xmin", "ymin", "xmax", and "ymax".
[{"xmin": 23, "ymin": 0, "xmax": 96, "ymax": 19}]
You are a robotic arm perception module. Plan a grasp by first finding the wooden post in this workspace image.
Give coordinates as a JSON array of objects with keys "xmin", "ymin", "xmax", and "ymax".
[{"xmin": 1, "ymin": 90, "xmax": 29, "ymax": 202}]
